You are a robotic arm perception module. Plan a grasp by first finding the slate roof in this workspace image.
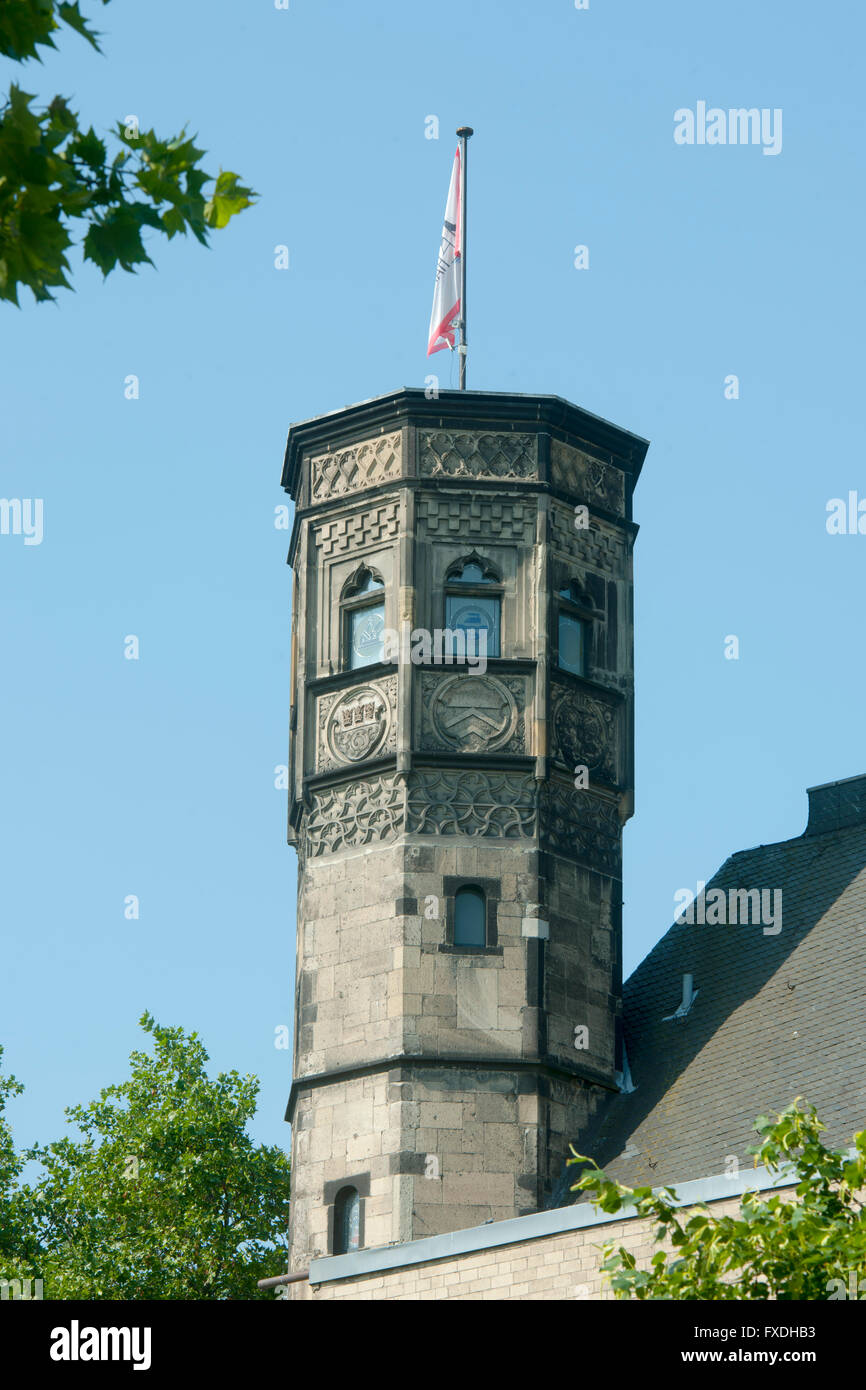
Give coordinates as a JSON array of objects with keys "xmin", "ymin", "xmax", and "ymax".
[{"xmin": 564, "ymin": 775, "xmax": 866, "ymax": 1201}]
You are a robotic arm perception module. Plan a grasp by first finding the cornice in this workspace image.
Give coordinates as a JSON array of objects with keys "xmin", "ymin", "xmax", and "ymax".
[{"xmin": 281, "ymin": 388, "xmax": 649, "ymax": 501}]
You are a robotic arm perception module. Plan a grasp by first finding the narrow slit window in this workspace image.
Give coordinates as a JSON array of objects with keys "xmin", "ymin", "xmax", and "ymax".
[
  {"xmin": 454, "ymin": 886, "xmax": 486, "ymax": 947},
  {"xmin": 333, "ymin": 1186, "xmax": 361, "ymax": 1255}
]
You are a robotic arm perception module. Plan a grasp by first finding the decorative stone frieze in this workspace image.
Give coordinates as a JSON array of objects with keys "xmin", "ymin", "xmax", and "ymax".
[
  {"xmin": 551, "ymin": 439, "xmax": 625, "ymax": 516},
  {"xmin": 314, "ymin": 501, "xmax": 399, "ymax": 557},
  {"xmin": 310, "ymin": 431, "xmax": 402, "ymax": 501},
  {"xmin": 305, "ymin": 774, "xmax": 403, "ymax": 856},
  {"xmin": 418, "ymin": 494, "xmax": 536, "ymax": 543},
  {"xmin": 550, "ymin": 500, "xmax": 625, "ymax": 569},
  {"xmin": 419, "ymin": 430, "xmax": 537, "ymax": 481},
  {"xmin": 540, "ymin": 782, "xmax": 621, "ymax": 873},
  {"xmin": 406, "ymin": 770, "xmax": 536, "ymax": 838}
]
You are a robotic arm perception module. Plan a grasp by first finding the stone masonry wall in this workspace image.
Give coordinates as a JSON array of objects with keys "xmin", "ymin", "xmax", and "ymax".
[{"xmin": 288, "ymin": 828, "xmax": 616, "ymax": 1263}]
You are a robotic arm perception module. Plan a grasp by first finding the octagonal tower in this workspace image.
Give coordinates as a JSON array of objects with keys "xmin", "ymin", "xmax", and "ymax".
[{"xmin": 281, "ymin": 389, "xmax": 648, "ymax": 1269}]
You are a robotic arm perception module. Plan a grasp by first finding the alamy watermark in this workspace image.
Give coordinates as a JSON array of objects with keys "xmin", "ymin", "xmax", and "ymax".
[
  {"xmin": 674, "ymin": 103, "xmax": 782, "ymax": 157},
  {"xmin": 827, "ymin": 1272, "xmax": 866, "ymax": 1300},
  {"xmin": 50, "ymin": 1323, "xmax": 151, "ymax": 1370},
  {"xmin": 1, "ymin": 1276, "xmax": 43, "ymax": 1299},
  {"xmin": 674, "ymin": 881, "xmax": 782, "ymax": 936},
  {"xmin": 0, "ymin": 498, "xmax": 43, "ymax": 545},
  {"xmin": 382, "ymin": 623, "xmax": 488, "ymax": 674},
  {"xmin": 826, "ymin": 492, "xmax": 866, "ymax": 534}
]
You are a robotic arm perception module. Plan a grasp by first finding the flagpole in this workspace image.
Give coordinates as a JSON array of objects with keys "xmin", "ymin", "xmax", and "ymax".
[{"xmin": 456, "ymin": 125, "xmax": 473, "ymax": 390}]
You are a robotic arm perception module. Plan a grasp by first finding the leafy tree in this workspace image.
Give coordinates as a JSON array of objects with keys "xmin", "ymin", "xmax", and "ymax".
[
  {"xmin": 11, "ymin": 1013, "xmax": 290, "ymax": 1299},
  {"xmin": 0, "ymin": 1048, "xmax": 23, "ymax": 1206},
  {"xmin": 569, "ymin": 1101, "xmax": 866, "ymax": 1299},
  {"xmin": 0, "ymin": 0, "xmax": 256, "ymax": 305},
  {"xmin": 0, "ymin": 1046, "xmax": 32, "ymax": 1268}
]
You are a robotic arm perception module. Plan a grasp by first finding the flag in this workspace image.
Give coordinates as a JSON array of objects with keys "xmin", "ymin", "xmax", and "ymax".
[{"xmin": 427, "ymin": 147, "xmax": 462, "ymax": 356}]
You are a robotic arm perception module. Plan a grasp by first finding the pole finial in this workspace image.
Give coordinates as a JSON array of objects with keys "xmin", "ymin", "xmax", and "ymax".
[{"xmin": 456, "ymin": 126, "xmax": 474, "ymax": 138}]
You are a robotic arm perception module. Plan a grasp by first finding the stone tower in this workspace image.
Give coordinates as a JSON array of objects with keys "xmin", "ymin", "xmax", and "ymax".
[{"xmin": 281, "ymin": 389, "xmax": 647, "ymax": 1268}]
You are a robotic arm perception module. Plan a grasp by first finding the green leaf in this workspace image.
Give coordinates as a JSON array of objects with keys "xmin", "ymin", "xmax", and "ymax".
[
  {"xmin": 56, "ymin": 2, "xmax": 109, "ymax": 52},
  {"xmin": 66, "ymin": 125, "xmax": 106, "ymax": 170},
  {"xmin": 0, "ymin": 0, "xmax": 112, "ymax": 63},
  {"xmin": 204, "ymin": 169, "xmax": 257, "ymax": 229},
  {"xmin": 0, "ymin": 24, "xmax": 254, "ymax": 303},
  {"xmin": 83, "ymin": 204, "xmax": 153, "ymax": 275}
]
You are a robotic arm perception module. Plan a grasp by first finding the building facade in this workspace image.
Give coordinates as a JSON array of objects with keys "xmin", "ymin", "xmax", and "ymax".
[{"xmin": 281, "ymin": 389, "xmax": 649, "ymax": 1269}]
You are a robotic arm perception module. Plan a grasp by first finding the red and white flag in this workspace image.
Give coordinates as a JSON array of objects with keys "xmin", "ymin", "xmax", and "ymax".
[{"xmin": 427, "ymin": 147, "xmax": 462, "ymax": 356}]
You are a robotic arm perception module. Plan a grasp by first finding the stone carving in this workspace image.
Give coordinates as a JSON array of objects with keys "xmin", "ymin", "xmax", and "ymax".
[
  {"xmin": 314, "ymin": 501, "xmax": 399, "ymax": 558},
  {"xmin": 327, "ymin": 688, "xmax": 388, "ymax": 764},
  {"xmin": 550, "ymin": 501, "xmax": 625, "ymax": 572},
  {"xmin": 310, "ymin": 431, "xmax": 402, "ymax": 501},
  {"xmin": 551, "ymin": 683, "xmax": 619, "ymax": 786},
  {"xmin": 317, "ymin": 677, "xmax": 396, "ymax": 772},
  {"xmin": 551, "ymin": 440, "xmax": 625, "ymax": 516},
  {"xmin": 418, "ymin": 494, "xmax": 536, "ymax": 543},
  {"xmin": 407, "ymin": 770, "xmax": 536, "ymax": 838},
  {"xmin": 540, "ymin": 782, "xmax": 621, "ymax": 873},
  {"xmin": 421, "ymin": 673, "xmax": 526, "ymax": 754},
  {"xmin": 305, "ymin": 774, "xmax": 403, "ymax": 856},
  {"xmin": 419, "ymin": 430, "xmax": 537, "ymax": 481}
]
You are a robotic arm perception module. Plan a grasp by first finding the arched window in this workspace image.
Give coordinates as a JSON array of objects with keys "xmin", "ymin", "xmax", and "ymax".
[
  {"xmin": 454, "ymin": 885, "xmax": 486, "ymax": 947},
  {"xmin": 444, "ymin": 555, "xmax": 501, "ymax": 659},
  {"xmin": 341, "ymin": 567, "xmax": 385, "ymax": 671},
  {"xmin": 333, "ymin": 1186, "xmax": 361, "ymax": 1255},
  {"xmin": 556, "ymin": 583, "xmax": 589, "ymax": 677}
]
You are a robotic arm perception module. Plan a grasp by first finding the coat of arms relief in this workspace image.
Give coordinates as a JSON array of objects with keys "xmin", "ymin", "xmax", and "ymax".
[{"xmin": 316, "ymin": 678, "xmax": 397, "ymax": 772}]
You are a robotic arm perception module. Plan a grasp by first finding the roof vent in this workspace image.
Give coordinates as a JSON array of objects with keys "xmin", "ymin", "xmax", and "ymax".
[
  {"xmin": 615, "ymin": 1042, "xmax": 636, "ymax": 1094},
  {"xmin": 805, "ymin": 774, "xmax": 866, "ymax": 836},
  {"xmin": 662, "ymin": 973, "xmax": 698, "ymax": 1022}
]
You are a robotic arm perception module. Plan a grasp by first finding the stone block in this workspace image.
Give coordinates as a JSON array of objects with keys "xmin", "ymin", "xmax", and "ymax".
[
  {"xmin": 440, "ymin": 1172, "xmax": 514, "ymax": 1207},
  {"xmin": 456, "ymin": 969, "xmax": 498, "ymax": 1030},
  {"xmin": 331, "ymin": 1099, "xmax": 374, "ymax": 1140},
  {"xmin": 475, "ymin": 1091, "xmax": 516, "ymax": 1122},
  {"xmin": 418, "ymin": 1101, "xmax": 463, "ymax": 1128}
]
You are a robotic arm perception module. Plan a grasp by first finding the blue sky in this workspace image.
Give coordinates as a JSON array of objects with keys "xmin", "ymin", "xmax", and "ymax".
[{"xmin": 2, "ymin": 0, "xmax": 864, "ymax": 1159}]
